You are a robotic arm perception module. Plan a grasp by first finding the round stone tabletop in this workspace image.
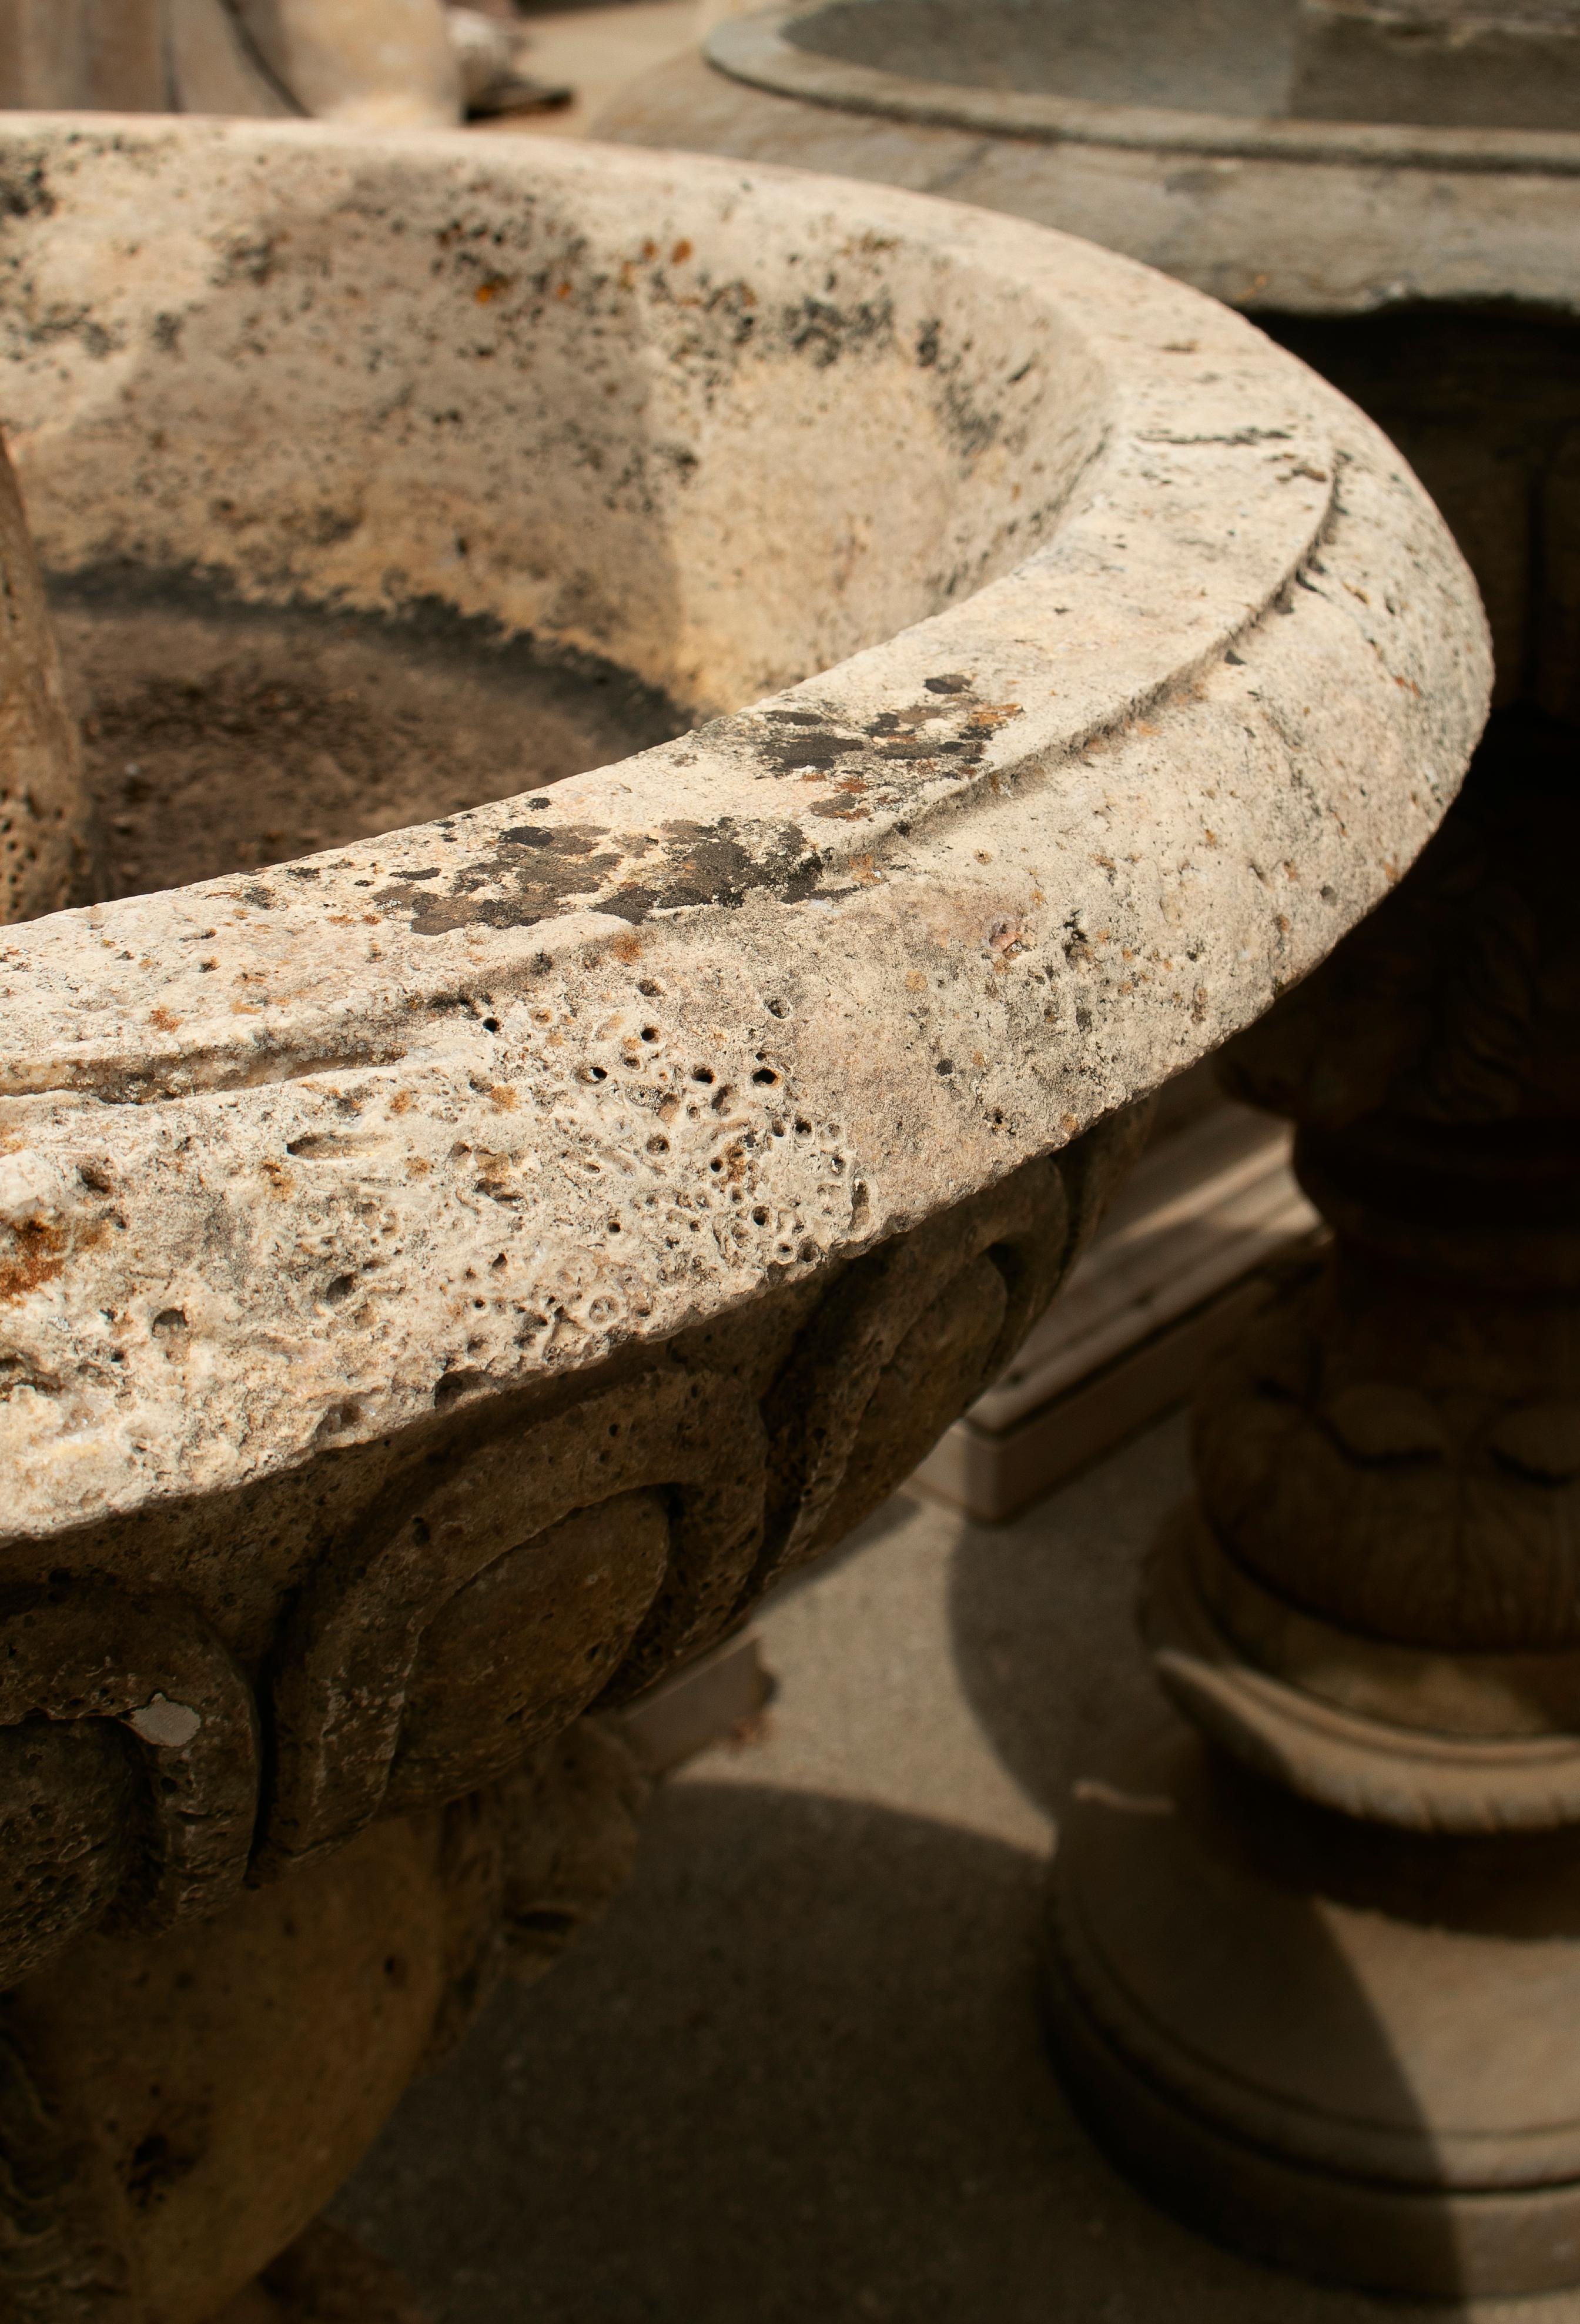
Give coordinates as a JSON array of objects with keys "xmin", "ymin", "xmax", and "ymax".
[{"xmin": 601, "ymin": 0, "xmax": 1580, "ymax": 314}]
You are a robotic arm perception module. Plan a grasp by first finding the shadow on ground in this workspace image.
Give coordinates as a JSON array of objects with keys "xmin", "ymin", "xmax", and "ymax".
[
  {"xmin": 336, "ymin": 1416, "xmax": 1529, "ymax": 2323},
  {"xmin": 339, "ymin": 1777, "xmax": 1461, "ymax": 2324}
]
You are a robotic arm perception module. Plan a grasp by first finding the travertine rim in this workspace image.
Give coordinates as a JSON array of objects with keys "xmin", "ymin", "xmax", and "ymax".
[{"xmin": 0, "ymin": 121, "xmax": 1488, "ymax": 1532}]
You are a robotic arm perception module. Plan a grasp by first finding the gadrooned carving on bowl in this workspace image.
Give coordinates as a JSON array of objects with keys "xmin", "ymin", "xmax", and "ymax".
[{"xmin": 0, "ymin": 117, "xmax": 1486, "ymax": 2322}]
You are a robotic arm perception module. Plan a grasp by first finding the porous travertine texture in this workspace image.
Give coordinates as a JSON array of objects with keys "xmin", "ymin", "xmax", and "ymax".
[
  {"xmin": 0, "ymin": 119, "xmax": 1487, "ymax": 1551},
  {"xmin": 602, "ymin": 4, "xmax": 1580, "ymax": 317}
]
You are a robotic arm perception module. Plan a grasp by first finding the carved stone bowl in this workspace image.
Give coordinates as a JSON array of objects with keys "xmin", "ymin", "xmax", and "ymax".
[{"xmin": 0, "ymin": 118, "xmax": 1484, "ymax": 2322}]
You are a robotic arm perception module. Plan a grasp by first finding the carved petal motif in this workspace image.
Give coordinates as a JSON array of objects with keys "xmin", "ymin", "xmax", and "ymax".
[{"xmin": 263, "ymin": 1369, "xmax": 765, "ymax": 1867}]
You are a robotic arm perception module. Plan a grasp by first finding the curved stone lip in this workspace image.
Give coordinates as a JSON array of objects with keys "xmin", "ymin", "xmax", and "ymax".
[
  {"xmin": 708, "ymin": 6, "xmax": 1580, "ymax": 176},
  {"xmin": 0, "ymin": 118, "xmax": 1487, "ymax": 1535}
]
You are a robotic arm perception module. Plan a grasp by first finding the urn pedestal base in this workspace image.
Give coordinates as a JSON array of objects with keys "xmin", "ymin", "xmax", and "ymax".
[{"xmin": 1047, "ymin": 1716, "xmax": 1580, "ymax": 2298}]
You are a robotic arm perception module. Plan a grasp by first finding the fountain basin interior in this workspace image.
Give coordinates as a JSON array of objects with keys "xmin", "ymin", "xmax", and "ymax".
[
  {"xmin": 57, "ymin": 588, "xmax": 687, "ymax": 900},
  {"xmin": 0, "ymin": 109, "xmax": 1121, "ymax": 906}
]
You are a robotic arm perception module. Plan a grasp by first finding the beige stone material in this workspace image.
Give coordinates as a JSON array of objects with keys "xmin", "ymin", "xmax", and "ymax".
[{"xmin": 0, "ymin": 0, "xmax": 470, "ymax": 127}]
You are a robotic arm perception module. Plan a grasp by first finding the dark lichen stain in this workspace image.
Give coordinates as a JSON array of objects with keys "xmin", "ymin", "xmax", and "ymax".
[
  {"xmin": 781, "ymin": 295, "xmax": 894, "ymax": 370},
  {"xmin": 374, "ymin": 819, "xmax": 622, "ymax": 934},
  {"xmin": 760, "ymin": 714, "xmax": 865, "ymax": 774},
  {"xmin": 0, "ymin": 162, "xmax": 55, "ymax": 220},
  {"xmin": 370, "ymin": 679, "xmax": 1021, "ymax": 937},
  {"xmin": 379, "ymin": 812, "xmax": 821, "ymax": 935},
  {"xmin": 604, "ymin": 818, "xmax": 822, "ymax": 922}
]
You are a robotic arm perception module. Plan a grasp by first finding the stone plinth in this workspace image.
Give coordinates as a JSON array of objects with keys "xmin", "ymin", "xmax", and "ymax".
[{"xmin": 0, "ymin": 119, "xmax": 1482, "ymax": 2322}]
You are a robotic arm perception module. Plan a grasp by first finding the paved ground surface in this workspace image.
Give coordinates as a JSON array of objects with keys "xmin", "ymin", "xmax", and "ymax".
[{"xmin": 337, "ymin": 1415, "xmax": 1574, "ymax": 2323}]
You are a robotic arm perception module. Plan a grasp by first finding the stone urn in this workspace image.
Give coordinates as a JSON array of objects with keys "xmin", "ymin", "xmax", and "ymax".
[
  {"xmin": 608, "ymin": 0, "xmax": 1580, "ymax": 2301},
  {"xmin": 0, "ymin": 118, "xmax": 1482, "ymax": 2322}
]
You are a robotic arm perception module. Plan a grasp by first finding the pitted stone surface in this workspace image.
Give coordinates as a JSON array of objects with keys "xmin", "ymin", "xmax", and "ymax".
[{"xmin": 0, "ymin": 120, "xmax": 1487, "ymax": 1544}]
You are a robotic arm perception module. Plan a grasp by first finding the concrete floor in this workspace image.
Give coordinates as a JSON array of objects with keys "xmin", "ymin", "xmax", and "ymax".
[{"xmin": 336, "ymin": 1415, "xmax": 1576, "ymax": 2323}]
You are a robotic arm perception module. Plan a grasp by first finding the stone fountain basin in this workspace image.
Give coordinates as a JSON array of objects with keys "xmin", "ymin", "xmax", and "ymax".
[
  {"xmin": 0, "ymin": 117, "xmax": 1478, "ymax": 1622},
  {"xmin": 607, "ymin": 3, "xmax": 1580, "ymax": 314}
]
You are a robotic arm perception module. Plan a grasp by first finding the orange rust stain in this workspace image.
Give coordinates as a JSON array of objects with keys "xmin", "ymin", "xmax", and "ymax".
[
  {"xmin": 555, "ymin": 281, "xmax": 573, "ymax": 301},
  {"xmin": 148, "ymin": 1005, "xmax": 180, "ymax": 1032},
  {"xmin": 260, "ymin": 1159, "xmax": 294, "ymax": 1199},
  {"xmin": 390, "ymin": 1090, "xmax": 414, "ymax": 1116},
  {"xmin": 490, "ymin": 1085, "xmax": 518, "ymax": 1112},
  {"xmin": 966, "ymin": 703, "xmax": 1022, "ymax": 732},
  {"xmin": 0, "ymin": 1219, "xmax": 67, "ymax": 1303},
  {"xmin": 474, "ymin": 276, "xmax": 512, "ymax": 305},
  {"xmin": 671, "ymin": 239, "xmax": 692, "ymax": 264},
  {"xmin": 610, "ymin": 929, "xmax": 642, "ymax": 964}
]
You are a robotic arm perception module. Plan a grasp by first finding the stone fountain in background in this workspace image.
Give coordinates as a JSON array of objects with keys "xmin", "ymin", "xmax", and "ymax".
[
  {"xmin": 606, "ymin": 0, "xmax": 1580, "ymax": 2299},
  {"xmin": 0, "ymin": 113, "xmax": 1480, "ymax": 2322}
]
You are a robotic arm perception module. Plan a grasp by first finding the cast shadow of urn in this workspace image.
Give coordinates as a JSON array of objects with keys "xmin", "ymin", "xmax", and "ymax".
[
  {"xmin": 334, "ymin": 1780, "xmax": 1418, "ymax": 2324},
  {"xmin": 333, "ymin": 1433, "xmax": 1502, "ymax": 2324}
]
